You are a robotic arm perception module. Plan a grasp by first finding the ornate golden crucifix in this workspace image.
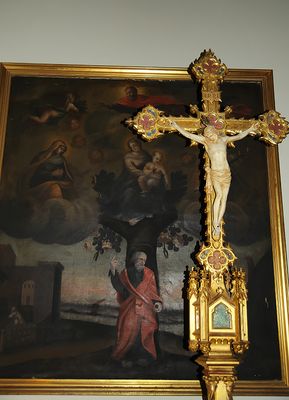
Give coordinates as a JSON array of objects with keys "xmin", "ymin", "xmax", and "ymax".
[{"xmin": 127, "ymin": 50, "xmax": 289, "ymax": 400}]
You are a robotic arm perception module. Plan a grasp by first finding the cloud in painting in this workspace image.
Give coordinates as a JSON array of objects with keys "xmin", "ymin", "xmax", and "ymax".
[{"xmin": 0, "ymin": 194, "xmax": 99, "ymax": 245}]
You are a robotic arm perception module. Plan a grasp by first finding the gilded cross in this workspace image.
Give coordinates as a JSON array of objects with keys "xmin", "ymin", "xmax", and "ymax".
[
  {"xmin": 127, "ymin": 50, "xmax": 289, "ymax": 261},
  {"xmin": 127, "ymin": 50, "xmax": 289, "ymax": 399}
]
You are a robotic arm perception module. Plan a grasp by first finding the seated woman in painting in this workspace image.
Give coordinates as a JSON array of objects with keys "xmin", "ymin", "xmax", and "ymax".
[
  {"xmin": 93, "ymin": 139, "xmax": 173, "ymax": 221},
  {"xmin": 20, "ymin": 140, "xmax": 73, "ymax": 202}
]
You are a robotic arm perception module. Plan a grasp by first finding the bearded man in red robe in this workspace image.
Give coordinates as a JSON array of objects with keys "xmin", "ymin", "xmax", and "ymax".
[{"xmin": 110, "ymin": 251, "xmax": 162, "ymax": 367}]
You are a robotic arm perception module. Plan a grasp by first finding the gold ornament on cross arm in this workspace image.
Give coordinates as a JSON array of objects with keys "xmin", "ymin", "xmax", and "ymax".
[
  {"xmin": 126, "ymin": 50, "xmax": 289, "ymax": 400},
  {"xmin": 126, "ymin": 105, "xmax": 201, "ymax": 142}
]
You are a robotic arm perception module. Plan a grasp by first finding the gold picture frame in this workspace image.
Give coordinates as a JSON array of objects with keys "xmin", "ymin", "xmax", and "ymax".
[{"xmin": 0, "ymin": 62, "xmax": 288, "ymax": 396}]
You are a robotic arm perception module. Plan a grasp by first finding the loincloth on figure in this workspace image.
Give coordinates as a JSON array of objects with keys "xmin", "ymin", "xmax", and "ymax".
[{"xmin": 207, "ymin": 168, "xmax": 231, "ymax": 191}]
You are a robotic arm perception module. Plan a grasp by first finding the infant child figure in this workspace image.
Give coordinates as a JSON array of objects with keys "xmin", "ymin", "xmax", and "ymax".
[{"xmin": 138, "ymin": 151, "xmax": 170, "ymax": 193}]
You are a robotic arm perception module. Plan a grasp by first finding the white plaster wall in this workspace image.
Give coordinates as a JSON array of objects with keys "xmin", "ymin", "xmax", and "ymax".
[{"xmin": 0, "ymin": 0, "xmax": 288, "ymax": 399}]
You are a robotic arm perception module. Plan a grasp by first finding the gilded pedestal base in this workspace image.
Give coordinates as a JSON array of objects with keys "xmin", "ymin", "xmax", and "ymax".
[{"xmin": 198, "ymin": 350, "xmax": 239, "ymax": 400}]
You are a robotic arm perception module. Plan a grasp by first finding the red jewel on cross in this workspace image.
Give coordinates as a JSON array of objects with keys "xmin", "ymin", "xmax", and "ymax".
[
  {"xmin": 203, "ymin": 59, "xmax": 219, "ymax": 74},
  {"xmin": 208, "ymin": 250, "xmax": 226, "ymax": 270},
  {"xmin": 269, "ymin": 120, "xmax": 283, "ymax": 136},
  {"xmin": 139, "ymin": 114, "xmax": 155, "ymax": 130}
]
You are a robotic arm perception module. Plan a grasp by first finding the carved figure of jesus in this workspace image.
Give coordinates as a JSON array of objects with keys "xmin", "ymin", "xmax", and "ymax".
[{"xmin": 171, "ymin": 121, "xmax": 257, "ymax": 238}]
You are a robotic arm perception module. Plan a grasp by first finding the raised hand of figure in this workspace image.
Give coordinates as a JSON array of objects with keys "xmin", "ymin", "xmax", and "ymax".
[
  {"xmin": 251, "ymin": 121, "xmax": 259, "ymax": 132},
  {"xmin": 246, "ymin": 122, "xmax": 258, "ymax": 133},
  {"xmin": 110, "ymin": 255, "xmax": 120, "ymax": 275}
]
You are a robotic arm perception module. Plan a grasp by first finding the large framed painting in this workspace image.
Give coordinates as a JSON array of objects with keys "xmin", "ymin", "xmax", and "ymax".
[{"xmin": 0, "ymin": 62, "xmax": 288, "ymax": 395}]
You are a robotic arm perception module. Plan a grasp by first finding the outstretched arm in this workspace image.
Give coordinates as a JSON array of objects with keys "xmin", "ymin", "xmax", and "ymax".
[
  {"xmin": 227, "ymin": 123, "xmax": 258, "ymax": 143},
  {"xmin": 170, "ymin": 121, "xmax": 205, "ymax": 144},
  {"xmin": 109, "ymin": 257, "xmax": 129, "ymax": 298}
]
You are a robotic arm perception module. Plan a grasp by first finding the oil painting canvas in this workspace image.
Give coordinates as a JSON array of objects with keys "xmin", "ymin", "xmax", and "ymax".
[{"xmin": 0, "ymin": 65, "xmax": 287, "ymax": 395}]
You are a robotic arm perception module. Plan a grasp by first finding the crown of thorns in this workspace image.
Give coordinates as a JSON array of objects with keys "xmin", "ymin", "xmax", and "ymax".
[{"xmin": 201, "ymin": 113, "xmax": 225, "ymax": 130}]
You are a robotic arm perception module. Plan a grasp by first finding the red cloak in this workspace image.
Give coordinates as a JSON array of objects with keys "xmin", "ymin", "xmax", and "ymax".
[{"xmin": 112, "ymin": 267, "xmax": 162, "ymax": 360}]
